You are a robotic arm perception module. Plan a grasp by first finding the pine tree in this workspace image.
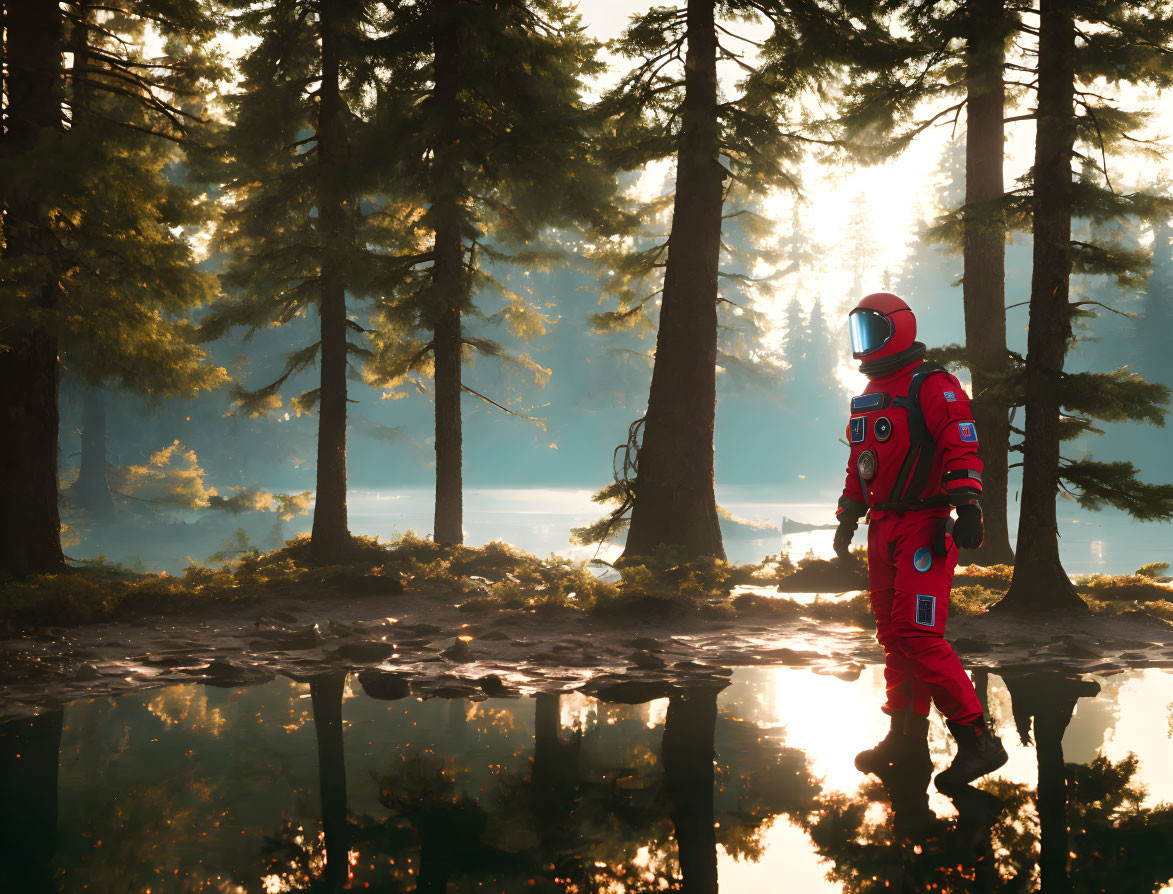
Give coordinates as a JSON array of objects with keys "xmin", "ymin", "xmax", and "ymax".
[
  {"xmin": 0, "ymin": 0, "xmax": 225, "ymax": 578},
  {"xmin": 836, "ymin": 0, "xmax": 1020, "ymax": 564},
  {"xmin": 993, "ymin": 0, "xmax": 1173, "ymax": 613},
  {"xmin": 207, "ymin": 0, "xmax": 386, "ymax": 561},
  {"xmin": 363, "ymin": 0, "xmax": 612, "ymax": 546},
  {"xmin": 60, "ymin": 2, "xmax": 226, "ymax": 516},
  {"xmin": 598, "ymin": 0, "xmax": 862, "ymax": 561}
]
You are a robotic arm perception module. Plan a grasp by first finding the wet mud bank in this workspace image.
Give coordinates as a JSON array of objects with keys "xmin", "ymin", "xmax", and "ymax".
[{"xmin": 5, "ymin": 584, "xmax": 1173, "ymax": 720}]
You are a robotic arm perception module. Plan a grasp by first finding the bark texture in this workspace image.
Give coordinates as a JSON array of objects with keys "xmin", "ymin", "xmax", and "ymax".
[
  {"xmin": 994, "ymin": 0, "xmax": 1087, "ymax": 613},
  {"xmin": 309, "ymin": 0, "xmax": 352, "ymax": 560},
  {"xmin": 961, "ymin": 0, "xmax": 1014, "ymax": 566},
  {"xmin": 622, "ymin": 0, "xmax": 725, "ymax": 561},
  {"xmin": 430, "ymin": 0, "xmax": 465, "ymax": 546},
  {"xmin": 0, "ymin": 0, "xmax": 66, "ymax": 578}
]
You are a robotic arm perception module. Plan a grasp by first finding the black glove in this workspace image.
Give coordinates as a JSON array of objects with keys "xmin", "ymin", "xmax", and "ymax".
[
  {"xmin": 953, "ymin": 503, "xmax": 984, "ymax": 550},
  {"xmin": 834, "ymin": 516, "xmax": 859, "ymax": 561}
]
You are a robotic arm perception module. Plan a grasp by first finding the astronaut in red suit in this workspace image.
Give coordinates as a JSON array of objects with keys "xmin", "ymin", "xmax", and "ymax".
[{"xmin": 834, "ymin": 292, "xmax": 1007, "ymax": 789}]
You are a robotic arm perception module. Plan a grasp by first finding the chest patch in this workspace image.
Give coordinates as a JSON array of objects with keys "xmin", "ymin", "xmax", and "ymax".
[
  {"xmin": 944, "ymin": 391, "xmax": 956, "ymax": 402},
  {"xmin": 874, "ymin": 416, "xmax": 892, "ymax": 441},
  {"xmin": 958, "ymin": 421, "xmax": 978, "ymax": 443},
  {"xmin": 851, "ymin": 393, "xmax": 885, "ymax": 412},
  {"xmin": 850, "ymin": 417, "xmax": 867, "ymax": 443}
]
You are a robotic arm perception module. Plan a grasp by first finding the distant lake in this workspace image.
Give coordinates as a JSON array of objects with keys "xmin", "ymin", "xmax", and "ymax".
[
  {"xmin": 76, "ymin": 485, "xmax": 1170, "ymax": 576},
  {"xmin": 345, "ymin": 485, "xmax": 1172, "ymax": 577}
]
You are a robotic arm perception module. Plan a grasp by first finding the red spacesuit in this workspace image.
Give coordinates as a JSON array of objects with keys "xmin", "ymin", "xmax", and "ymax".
[{"xmin": 834, "ymin": 292, "xmax": 1006, "ymax": 788}]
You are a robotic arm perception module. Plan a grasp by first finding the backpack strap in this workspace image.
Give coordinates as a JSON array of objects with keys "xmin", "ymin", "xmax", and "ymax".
[{"xmin": 886, "ymin": 362, "xmax": 945, "ymax": 505}]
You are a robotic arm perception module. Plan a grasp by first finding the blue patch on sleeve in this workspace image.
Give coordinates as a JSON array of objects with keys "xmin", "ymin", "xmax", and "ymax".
[
  {"xmin": 915, "ymin": 594, "xmax": 936, "ymax": 626},
  {"xmin": 850, "ymin": 417, "xmax": 867, "ymax": 443},
  {"xmin": 944, "ymin": 390, "xmax": 956, "ymax": 402},
  {"xmin": 913, "ymin": 548, "xmax": 933, "ymax": 572},
  {"xmin": 958, "ymin": 421, "xmax": 978, "ymax": 443}
]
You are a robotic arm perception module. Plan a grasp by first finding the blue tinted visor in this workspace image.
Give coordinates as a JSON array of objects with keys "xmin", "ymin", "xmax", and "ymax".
[{"xmin": 849, "ymin": 308, "xmax": 893, "ymax": 356}]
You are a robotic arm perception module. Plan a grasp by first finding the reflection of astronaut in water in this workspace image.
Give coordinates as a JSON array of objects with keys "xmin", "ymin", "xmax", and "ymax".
[
  {"xmin": 831, "ymin": 292, "xmax": 1007, "ymax": 787},
  {"xmin": 854, "ymin": 727, "xmax": 1006, "ymax": 894}
]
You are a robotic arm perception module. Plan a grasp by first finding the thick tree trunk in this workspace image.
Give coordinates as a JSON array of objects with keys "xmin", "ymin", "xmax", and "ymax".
[
  {"xmin": 0, "ymin": 708, "xmax": 63, "ymax": 891},
  {"xmin": 962, "ymin": 0, "xmax": 1014, "ymax": 567},
  {"xmin": 0, "ymin": 0, "xmax": 66, "ymax": 579},
  {"xmin": 74, "ymin": 386, "xmax": 114, "ymax": 517},
  {"xmin": 309, "ymin": 0, "xmax": 351, "ymax": 561},
  {"xmin": 622, "ymin": 0, "xmax": 725, "ymax": 561},
  {"xmin": 993, "ymin": 0, "xmax": 1086, "ymax": 614},
  {"xmin": 309, "ymin": 674, "xmax": 350, "ymax": 892},
  {"xmin": 430, "ymin": 0, "xmax": 465, "ymax": 546},
  {"xmin": 662, "ymin": 690, "xmax": 719, "ymax": 894}
]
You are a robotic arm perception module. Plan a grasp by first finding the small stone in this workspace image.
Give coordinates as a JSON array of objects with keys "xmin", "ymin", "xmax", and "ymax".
[
  {"xmin": 628, "ymin": 651, "xmax": 666, "ymax": 669},
  {"xmin": 73, "ymin": 663, "xmax": 102, "ymax": 681},
  {"xmin": 348, "ymin": 574, "xmax": 405, "ymax": 596},
  {"xmin": 358, "ymin": 671, "xmax": 411, "ymax": 701},
  {"xmin": 478, "ymin": 675, "xmax": 513, "ymax": 697},
  {"xmin": 328, "ymin": 641, "xmax": 396, "ymax": 662},
  {"xmin": 442, "ymin": 639, "xmax": 473, "ymax": 662},
  {"xmin": 255, "ymin": 624, "xmax": 322, "ymax": 650}
]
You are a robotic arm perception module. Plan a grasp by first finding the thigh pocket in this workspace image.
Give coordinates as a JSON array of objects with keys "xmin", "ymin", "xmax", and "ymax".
[{"xmin": 914, "ymin": 594, "xmax": 936, "ymax": 627}]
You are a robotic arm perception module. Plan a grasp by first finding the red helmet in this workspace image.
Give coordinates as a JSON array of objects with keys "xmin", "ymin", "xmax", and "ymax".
[{"xmin": 848, "ymin": 292, "xmax": 917, "ymax": 361}]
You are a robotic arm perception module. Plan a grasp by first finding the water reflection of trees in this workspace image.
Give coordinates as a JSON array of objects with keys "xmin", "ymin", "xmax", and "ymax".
[
  {"xmin": 258, "ymin": 677, "xmax": 825, "ymax": 892},
  {"xmin": 39, "ymin": 667, "xmax": 1173, "ymax": 892},
  {"xmin": 0, "ymin": 709, "xmax": 63, "ymax": 892},
  {"xmin": 802, "ymin": 670, "xmax": 1173, "ymax": 894}
]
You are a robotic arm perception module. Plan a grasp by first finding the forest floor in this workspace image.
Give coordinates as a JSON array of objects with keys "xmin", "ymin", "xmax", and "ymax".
[{"xmin": 3, "ymin": 535, "xmax": 1173, "ymax": 719}]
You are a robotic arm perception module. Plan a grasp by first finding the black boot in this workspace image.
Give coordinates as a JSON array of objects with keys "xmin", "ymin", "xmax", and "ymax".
[
  {"xmin": 935, "ymin": 716, "xmax": 1008, "ymax": 789},
  {"xmin": 855, "ymin": 711, "xmax": 931, "ymax": 777}
]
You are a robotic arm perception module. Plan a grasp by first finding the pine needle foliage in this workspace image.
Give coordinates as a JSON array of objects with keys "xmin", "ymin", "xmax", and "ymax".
[
  {"xmin": 0, "ymin": 0, "xmax": 228, "ymax": 577},
  {"xmin": 360, "ymin": 0, "xmax": 616, "ymax": 544},
  {"xmin": 206, "ymin": 0, "xmax": 387, "ymax": 402},
  {"xmin": 589, "ymin": 1, "xmax": 863, "ymax": 335},
  {"xmin": 849, "ymin": 0, "xmax": 1173, "ymax": 527},
  {"xmin": 206, "ymin": 0, "xmax": 397, "ymax": 557},
  {"xmin": 1, "ymin": 1, "xmax": 228, "ymax": 395}
]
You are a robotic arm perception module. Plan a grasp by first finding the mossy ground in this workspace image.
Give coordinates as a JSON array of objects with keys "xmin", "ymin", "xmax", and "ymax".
[{"xmin": 2, "ymin": 533, "xmax": 1169, "ymax": 629}]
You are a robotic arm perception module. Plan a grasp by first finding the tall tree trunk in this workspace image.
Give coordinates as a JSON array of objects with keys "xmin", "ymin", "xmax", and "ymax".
[
  {"xmin": 962, "ymin": 0, "xmax": 1015, "ymax": 566},
  {"xmin": 0, "ymin": 708, "xmax": 63, "ymax": 891},
  {"xmin": 74, "ymin": 386, "xmax": 114, "ymax": 517},
  {"xmin": 662, "ymin": 690, "xmax": 719, "ymax": 894},
  {"xmin": 993, "ymin": 0, "xmax": 1086, "ymax": 613},
  {"xmin": 310, "ymin": 673, "xmax": 350, "ymax": 892},
  {"xmin": 310, "ymin": 0, "xmax": 351, "ymax": 560},
  {"xmin": 430, "ymin": 0, "xmax": 465, "ymax": 546},
  {"xmin": 0, "ymin": 0, "xmax": 65, "ymax": 579},
  {"xmin": 622, "ymin": 0, "xmax": 725, "ymax": 561}
]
